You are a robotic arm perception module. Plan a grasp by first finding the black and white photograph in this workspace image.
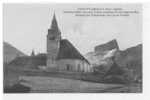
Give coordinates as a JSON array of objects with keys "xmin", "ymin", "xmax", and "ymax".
[{"xmin": 3, "ymin": 3, "xmax": 142, "ymax": 93}]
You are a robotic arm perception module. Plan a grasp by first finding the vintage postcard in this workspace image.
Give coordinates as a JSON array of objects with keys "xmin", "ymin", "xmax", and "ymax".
[{"xmin": 3, "ymin": 3, "xmax": 142, "ymax": 93}]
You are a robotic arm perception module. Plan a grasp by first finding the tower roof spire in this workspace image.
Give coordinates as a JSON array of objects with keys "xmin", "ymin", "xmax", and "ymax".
[{"xmin": 51, "ymin": 12, "xmax": 59, "ymax": 30}]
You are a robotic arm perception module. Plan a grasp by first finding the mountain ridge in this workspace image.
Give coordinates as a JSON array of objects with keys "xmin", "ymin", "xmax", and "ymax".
[{"xmin": 3, "ymin": 41, "xmax": 26, "ymax": 63}]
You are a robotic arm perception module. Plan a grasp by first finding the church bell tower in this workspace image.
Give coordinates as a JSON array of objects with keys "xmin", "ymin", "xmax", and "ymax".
[{"xmin": 47, "ymin": 13, "xmax": 61, "ymax": 68}]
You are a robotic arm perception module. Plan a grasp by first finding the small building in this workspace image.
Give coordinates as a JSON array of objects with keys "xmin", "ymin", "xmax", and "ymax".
[{"xmin": 8, "ymin": 53, "xmax": 47, "ymax": 70}]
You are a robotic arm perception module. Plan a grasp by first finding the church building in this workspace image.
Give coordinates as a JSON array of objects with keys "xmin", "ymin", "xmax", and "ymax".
[
  {"xmin": 46, "ymin": 13, "xmax": 92, "ymax": 72},
  {"xmin": 8, "ymin": 13, "xmax": 93, "ymax": 73}
]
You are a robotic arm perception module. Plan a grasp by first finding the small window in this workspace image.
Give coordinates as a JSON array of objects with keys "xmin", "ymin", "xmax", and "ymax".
[
  {"xmin": 66, "ymin": 64, "xmax": 70, "ymax": 71},
  {"xmin": 78, "ymin": 64, "xmax": 80, "ymax": 71}
]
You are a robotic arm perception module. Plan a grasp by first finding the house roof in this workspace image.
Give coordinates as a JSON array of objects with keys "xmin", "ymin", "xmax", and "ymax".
[
  {"xmin": 57, "ymin": 39, "xmax": 89, "ymax": 64},
  {"xmin": 9, "ymin": 54, "xmax": 46, "ymax": 67}
]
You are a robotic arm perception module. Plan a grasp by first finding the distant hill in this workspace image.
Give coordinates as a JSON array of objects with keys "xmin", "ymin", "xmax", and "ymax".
[
  {"xmin": 115, "ymin": 44, "xmax": 142, "ymax": 78},
  {"xmin": 85, "ymin": 39, "xmax": 142, "ymax": 80},
  {"xmin": 3, "ymin": 42, "xmax": 26, "ymax": 63},
  {"xmin": 85, "ymin": 39, "xmax": 119, "ymax": 66}
]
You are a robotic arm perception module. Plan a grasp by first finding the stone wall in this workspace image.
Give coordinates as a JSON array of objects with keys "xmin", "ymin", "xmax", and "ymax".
[{"xmin": 56, "ymin": 59, "xmax": 92, "ymax": 72}]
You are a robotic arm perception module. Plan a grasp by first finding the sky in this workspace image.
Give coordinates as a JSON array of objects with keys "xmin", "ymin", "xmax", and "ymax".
[{"xmin": 3, "ymin": 4, "xmax": 142, "ymax": 55}]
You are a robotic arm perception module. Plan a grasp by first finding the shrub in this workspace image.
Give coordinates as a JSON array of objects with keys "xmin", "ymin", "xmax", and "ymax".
[{"xmin": 4, "ymin": 83, "xmax": 31, "ymax": 93}]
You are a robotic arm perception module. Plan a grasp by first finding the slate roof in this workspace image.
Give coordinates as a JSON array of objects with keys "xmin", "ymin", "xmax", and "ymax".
[{"xmin": 56, "ymin": 39, "xmax": 89, "ymax": 64}]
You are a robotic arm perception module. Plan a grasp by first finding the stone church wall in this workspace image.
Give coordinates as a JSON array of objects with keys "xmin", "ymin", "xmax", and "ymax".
[{"xmin": 56, "ymin": 59, "xmax": 92, "ymax": 72}]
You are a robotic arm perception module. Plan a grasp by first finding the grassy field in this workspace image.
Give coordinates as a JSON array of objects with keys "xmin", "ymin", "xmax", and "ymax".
[
  {"xmin": 4, "ymin": 68, "xmax": 142, "ymax": 93},
  {"xmin": 20, "ymin": 76, "xmax": 140, "ymax": 93}
]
